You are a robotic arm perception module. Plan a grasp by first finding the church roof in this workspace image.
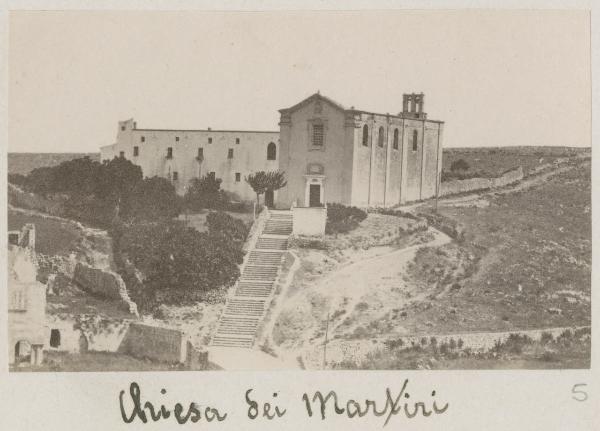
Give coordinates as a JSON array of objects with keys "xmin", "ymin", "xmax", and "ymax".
[
  {"xmin": 280, "ymin": 92, "xmax": 444, "ymax": 123},
  {"xmin": 278, "ymin": 92, "xmax": 346, "ymax": 114}
]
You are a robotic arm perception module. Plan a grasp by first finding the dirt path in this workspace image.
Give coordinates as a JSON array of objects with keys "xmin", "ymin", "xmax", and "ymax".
[
  {"xmin": 272, "ymin": 227, "xmax": 452, "ymax": 367},
  {"xmin": 402, "ymin": 161, "xmax": 582, "ymax": 211},
  {"xmin": 325, "ymin": 228, "xmax": 451, "ymax": 336}
]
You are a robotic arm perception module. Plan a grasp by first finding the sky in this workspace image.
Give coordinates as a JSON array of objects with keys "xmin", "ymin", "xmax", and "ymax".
[{"xmin": 8, "ymin": 10, "xmax": 591, "ymax": 153}]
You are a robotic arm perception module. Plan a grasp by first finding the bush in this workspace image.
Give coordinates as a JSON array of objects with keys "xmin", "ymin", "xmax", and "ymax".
[
  {"xmin": 16, "ymin": 156, "xmax": 154, "ymax": 227},
  {"xmin": 326, "ymin": 203, "xmax": 367, "ymax": 234},
  {"xmin": 7, "ymin": 173, "xmax": 27, "ymax": 186},
  {"xmin": 122, "ymin": 176, "xmax": 182, "ymax": 222},
  {"xmin": 116, "ymin": 215, "xmax": 248, "ymax": 312},
  {"xmin": 206, "ymin": 211, "xmax": 249, "ymax": 245},
  {"xmin": 450, "ymin": 158, "xmax": 470, "ymax": 172},
  {"xmin": 184, "ymin": 174, "xmax": 228, "ymax": 211},
  {"xmin": 540, "ymin": 331, "xmax": 554, "ymax": 344}
]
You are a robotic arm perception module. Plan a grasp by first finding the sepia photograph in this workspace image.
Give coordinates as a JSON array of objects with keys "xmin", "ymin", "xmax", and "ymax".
[{"xmin": 6, "ymin": 9, "xmax": 591, "ymax": 373}]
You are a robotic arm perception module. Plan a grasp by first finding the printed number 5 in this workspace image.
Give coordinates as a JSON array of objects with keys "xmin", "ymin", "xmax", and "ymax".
[{"xmin": 572, "ymin": 383, "xmax": 588, "ymax": 402}]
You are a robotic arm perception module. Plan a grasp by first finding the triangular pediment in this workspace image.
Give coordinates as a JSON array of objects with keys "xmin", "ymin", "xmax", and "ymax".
[{"xmin": 279, "ymin": 93, "xmax": 346, "ymax": 114}]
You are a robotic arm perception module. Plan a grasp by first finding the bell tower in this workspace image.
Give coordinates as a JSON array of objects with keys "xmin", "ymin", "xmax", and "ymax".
[{"xmin": 401, "ymin": 93, "xmax": 427, "ymax": 119}]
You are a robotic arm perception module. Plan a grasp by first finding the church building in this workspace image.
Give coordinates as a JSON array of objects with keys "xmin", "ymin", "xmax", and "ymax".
[{"xmin": 100, "ymin": 92, "xmax": 443, "ymax": 208}]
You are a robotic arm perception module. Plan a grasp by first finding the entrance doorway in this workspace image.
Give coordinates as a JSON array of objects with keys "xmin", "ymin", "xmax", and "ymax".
[
  {"xmin": 265, "ymin": 190, "xmax": 274, "ymax": 208},
  {"xmin": 14, "ymin": 340, "xmax": 31, "ymax": 364},
  {"xmin": 309, "ymin": 184, "xmax": 321, "ymax": 207}
]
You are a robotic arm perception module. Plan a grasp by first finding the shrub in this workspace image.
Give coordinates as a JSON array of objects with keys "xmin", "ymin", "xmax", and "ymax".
[
  {"xmin": 122, "ymin": 176, "xmax": 182, "ymax": 222},
  {"xmin": 206, "ymin": 211, "xmax": 249, "ymax": 245},
  {"xmin": 540, "ymin": 331, "xmax": 554, "ymax": 344},
  {"xmin": 117, "ymin": 217, "xmax": 247, "ymax": 312},
  {"xmin": 450, "ymin": 158, "xmax": 470, "ymax": 172},
  {"xmin": 16, "ymin": 156, "xmax": 155, "ymax": 227},
  {"xmin": 449, "ymin": 338, "xmax": 457, "ymax": 350},
  {"xmin": 497, "ymin": 333, "xmax": 533, "ymax": 354},
  {"xmin": 184, "ymin": 174, "xmax": 228, "ymax": 211},
  {"xmin": 355, "ymin": 302, "xmax": 369, "ymax": 312},
  {"xmin": 7, "ymin": 173, "xmax": 27, "ymax": 186},
  {"xmin": 539, "ymin": 351, "xmax": 558, "ymax": 362},
  {"xmin": 326, "ymin": 203, "xmax": 367, "ymax": 234}
]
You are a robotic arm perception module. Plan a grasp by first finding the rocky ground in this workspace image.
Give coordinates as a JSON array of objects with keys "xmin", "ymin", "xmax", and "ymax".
[{"xmin": 268, "ymin": 153, "xmax": 591, "ymax": 370}]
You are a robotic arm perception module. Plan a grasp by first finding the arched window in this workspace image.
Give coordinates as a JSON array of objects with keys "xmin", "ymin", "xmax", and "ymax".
[
  {"xmin": 267, "ymin": 142, "xmax": 277, "ymax": 160},
  {"xmin": 362, "ymin": 125, "xmax": 369, "ymax": 146},
  {"xmin": 393, "ymin": 129, "xmax": 399, "ymax": 150},
  {"xmin": 378, "ymin": 127, "xmax": 385, "ymax": 147},
  {"xmin": 412, "ymin": 130, "xmax": 418, "ymax": 151}
]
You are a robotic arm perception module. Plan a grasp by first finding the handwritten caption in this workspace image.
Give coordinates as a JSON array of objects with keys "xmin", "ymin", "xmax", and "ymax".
[{"xmin": 119, "ymin": 379, "xmax": 449, "ymax": 426}]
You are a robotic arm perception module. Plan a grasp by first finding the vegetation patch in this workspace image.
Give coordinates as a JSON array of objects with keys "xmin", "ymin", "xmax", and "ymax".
[
  {"xmin": 333, "ymin": 328, "xmax": 590, "ymax": 370},
  {"xmin": 114, "ymin": 212, "xmax": 248, "ymax": 312},
  {"xmin": 325, "ymin": 203, "xmax": 367, "ymax": 234},
  {"xmin": 403, "ymin": 159, "xmax": 591, "ymax": 334}
]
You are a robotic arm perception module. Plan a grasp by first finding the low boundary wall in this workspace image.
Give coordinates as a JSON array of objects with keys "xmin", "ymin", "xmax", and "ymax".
[
  {"xmin": 292, "ymin": 206, "xmax": 327, "ymax": 236},
  {"xmin": 440, "ymin": 166, "xmax": 523, "ymax": 197}
]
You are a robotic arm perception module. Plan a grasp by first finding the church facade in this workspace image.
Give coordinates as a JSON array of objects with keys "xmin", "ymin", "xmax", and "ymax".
[{"xmin": 100, "ymin": 92, "xmax": 443, "ymax": 208}]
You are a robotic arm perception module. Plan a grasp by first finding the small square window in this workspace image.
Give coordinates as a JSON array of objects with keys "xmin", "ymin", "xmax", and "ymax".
[
  {"xmin": 235, "ymin": 172, "xmax": 241, "ymax": 182},
  {"xmin": 175, "ymin": 136, "xmax": 180, "ymax": 142},
  {"xmin": 236, "ymin": 138, "xmax": 240, "ymax": 145},
  {"xmin": 208, "ymin": 137, "xmax": 213, "ymax": 144},
  {"xmin": 140, "ymin": 136, "xmax": 145, "ymax": 142},
  {"xmin": 209, "ymin": 171, "xmax": 216, "ymax": 178},
  {"xmin": 228, "ymin": 149, "xmax": 234, "ymax": 159},
  {"xmin": 133, "ymin": 146, "xmax": 139, "ymax": 157},
  {"xmin": 119, "ymin": 151, "xmax": 125, "ymax": 158}
]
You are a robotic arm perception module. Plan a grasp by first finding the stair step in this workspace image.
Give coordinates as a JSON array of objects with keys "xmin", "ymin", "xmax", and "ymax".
[
  {"xmin": 211, "ymin": 336, "xmax": 254, "ymax": 348},
  {"xmin": 235, "ymin": 281, "xmax": 274, "ymax": 297},
  {"xmin": 235, "ymin": 289, "xmax": 272, "ymax": 297},
  {"xmin": 256, "ymin": 237, "xmax": 288, "ymax": 250}
]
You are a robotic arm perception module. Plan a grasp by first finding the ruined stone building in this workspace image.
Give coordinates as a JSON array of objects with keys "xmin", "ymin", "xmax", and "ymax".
[
  {"xmin": 100, "ymin": 92, "xmax": 443, "ymax": 208},
  {"xmin": 8, "ymin": 224, "xmax": 46, "ymax": 367}
]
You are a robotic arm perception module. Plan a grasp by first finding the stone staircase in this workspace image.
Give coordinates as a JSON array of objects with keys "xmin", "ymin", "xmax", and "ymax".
[{"xmin": 211, "ymin": 210, "xmax": 292, "ymax": 348}]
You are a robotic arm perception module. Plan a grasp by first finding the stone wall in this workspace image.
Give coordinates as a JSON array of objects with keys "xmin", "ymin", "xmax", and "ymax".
[
  {"xmin": 304, "ymin": 325, "xmax": 590, "ymax": 369},
  {"xmin": 74, "ymin": 263, "xmax": 122, "ymax": 299},
  {"xmin": 292, "ymin": 206, "xmax": 327, "ymax": 236},
  {"xmin": 45, "ymin": 314, "xmax": 130, "ymax": 353},
  {"xmin": 73, "ymin": 263, "xmax": 138, "ymax": 316},
  {"xmin": 440, "ymin": 166, "xmax": 523, "ymax": 197},
  {"xmin": 118, "ymin": 323, "xmax": 186, "ymax": 364}
]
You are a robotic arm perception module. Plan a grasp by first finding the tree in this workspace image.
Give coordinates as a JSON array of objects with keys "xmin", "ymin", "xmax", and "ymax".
[
  {"xmin": 117, "ymin": 217, "xmax": 247, "ymax": 311},
  {"xmin": 184, "ymin": 174, "xmax": 227, "ymax": 211},
  {"xmin": 245, "ymin": 170, "xmax": 287, "ymax": 211},
  {"xmin": 81, "ymin": 157, "xmax": 144, "ymax": 223},
  {"xmin": 122, "ymin": 176, "xmax": 182, "ymax": 222}
]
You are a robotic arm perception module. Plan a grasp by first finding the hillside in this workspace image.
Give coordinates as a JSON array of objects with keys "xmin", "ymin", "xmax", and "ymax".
[{"xmin": 8, "ymin": 152, "xmax": 100, "ymax": 175}]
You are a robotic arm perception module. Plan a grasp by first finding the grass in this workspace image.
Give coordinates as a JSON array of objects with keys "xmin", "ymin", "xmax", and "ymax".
[
  {"xmin": 11, "ymin": 351, "xmax": 220, "ymax": 372},
  {"xmin": 177, "ymin": 209, "xmax": 255, "ymax": 233},
  {"xmin": 333, "ymin": 328, "xmax": 590, "ymax": 370},
  {"xmin": 7, "ymin": 209, "xmax": 83, "ymax": 256},
  {"xmin": 321, "ymin": 213, "xmax": 416, "ymax": 260},
  {"xmin": 443, "ymin": 146, "xmax": 588, "ymax": 177},
  {"xmin": 404, "ymin": 159, "xmax": 591, "ymax": 334}
]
